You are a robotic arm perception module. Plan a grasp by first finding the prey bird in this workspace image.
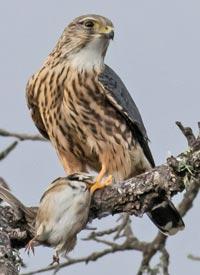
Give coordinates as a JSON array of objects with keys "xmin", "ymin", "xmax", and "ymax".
[
  {"xmin": 0, "ymin": 173, "xmax": 105, "ymax": 263},
  {"xmin": 26, "ymin": 14, "xmax": 184, "ymax": 235}
]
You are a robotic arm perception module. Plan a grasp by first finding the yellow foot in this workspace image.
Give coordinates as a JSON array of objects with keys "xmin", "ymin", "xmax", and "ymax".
[{"xmin": 90, "ymin": 175, "xmax": 113, "ymax": 194}]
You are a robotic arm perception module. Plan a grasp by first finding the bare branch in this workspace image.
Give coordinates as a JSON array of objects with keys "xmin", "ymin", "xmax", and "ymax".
[
  {"xmin": 188, "ymin": 254, "xmax": 200, "ymax": 261},
  {"xmin": 0, "ymin": 209, "xmax": 24, "ymax": 275},
  {"xmin": 176, "ymin": 121, "xmax": 196, "ymax": 147},
  {"xmin": 21, "ymin": 225, "xmax": 148, "ymax": 275},
  {"xmin": 21, "ymin": 242, "xmax": 133, "ymax": 275},
  {"xmin": 83, "ymin": 214, "xmax": 130, "ymax": 241},
  {"xmin": 0, "ymin": 122, "xmax": 200, "ymax": 275},
  {"xmin": 0, "ymin": 141, "xmax": 18, "ymax": 161},
  {"xmin": 0, "ymin": 129, "xmax": 46, "ymax": 142},
  {"xmin": 160, "ymin": 248, "xmax": 170, "ymax": 275}
]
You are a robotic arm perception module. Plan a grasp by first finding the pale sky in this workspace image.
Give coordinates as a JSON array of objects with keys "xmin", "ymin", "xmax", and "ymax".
[{"xmin": 0, "ymin": 1, "xmax": 200, "ymax": 274}]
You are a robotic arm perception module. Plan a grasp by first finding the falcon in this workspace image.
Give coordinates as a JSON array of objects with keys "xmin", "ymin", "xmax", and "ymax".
[{"xmin": 26, "ymin": 14, "xmax": 184, "ymax": 235}]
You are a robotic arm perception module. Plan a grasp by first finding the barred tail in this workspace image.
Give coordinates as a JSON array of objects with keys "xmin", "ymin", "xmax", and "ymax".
[{"xmin": 147, "ymin": 199, "xmax": 185, "ymax": 235}]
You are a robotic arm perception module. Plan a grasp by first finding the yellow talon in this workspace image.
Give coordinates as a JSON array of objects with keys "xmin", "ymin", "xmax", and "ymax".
[{"xmin": 90, "ymin": 175, "xmax": 113, "ymax": 194}]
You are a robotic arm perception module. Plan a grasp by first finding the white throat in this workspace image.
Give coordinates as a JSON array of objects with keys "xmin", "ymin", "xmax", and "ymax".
[{"xmin": 69, "ymin": 38, "xmax": 107, "ymax": 71}]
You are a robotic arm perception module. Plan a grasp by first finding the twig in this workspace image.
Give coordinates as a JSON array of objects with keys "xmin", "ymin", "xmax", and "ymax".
[
  {"xmin": 0, "ymin": 129, "xmax": 46, "ymax": 142},
  {"xmin": 83, "ymin": 214, "xmax": 130, "ymax": 241},
  {"xmin": 91, "ymin": 236, "xmax": 117, "ymax": 247},
  {"xmin": 188, "ymin": 254, "xmax": 200, "ymax": 261},
  {"xmin": 21, "ymin": 236, "xmax": 147, "ymax": 275},
  {"xmin": 160, "ymin": 248, "xmax": 170, "ymax": 275},
  {"xmin": 21, "ymin": 243, "xmax": 131, "ymax": 275},
  {"xmin": 176, "ymin": 121, "xmax": 196, "ymax": 147},
  {"xmin": 137, "ymin": 233, "xmax": 167, "ymax": 275},
  {"xmin": 82, "ymin": 226, "xmax": 119, "ymax": 240},
  {"xmin": 114, "ymin": 214, "xmax": 130, "ymax": 240},
  {"xmin": 0, "ymin": 141, "xmax": 18, "ymax": 161}
]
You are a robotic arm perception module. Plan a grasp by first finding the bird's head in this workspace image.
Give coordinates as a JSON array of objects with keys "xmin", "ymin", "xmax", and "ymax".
[
  {"xmin": 66, "ymin": 172, "xmax": 95, "ymax": 185},
  {"xmin": 67, "ymin": 14, "xmax": 114, "ymax": 41},
  {"xmin": 51, "ymin": 15, "xmax": 114, "ymax": 70},
  {"xmin": 49, "ymin": 173, "xmax": 94, "ymax": 191}
]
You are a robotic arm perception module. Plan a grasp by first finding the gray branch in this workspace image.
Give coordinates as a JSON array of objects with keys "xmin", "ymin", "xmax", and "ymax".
[
  {"xmin": 91, "ymin": 126, "xmax": 200, "ymax": 219},
  {"xmin": 0, "ymin": 129, "xmax": 46, "ymax": 142},
  {"xmin": 0, "ymin": 206, "xmax": 24, "ymax": 275},
  {"xmin": 0, "ymin": 122, "xmax": 199, "ymax": 274},
  {"xmin": 0, "ymin": 141, "xmax": 18, "ymax": 161}
]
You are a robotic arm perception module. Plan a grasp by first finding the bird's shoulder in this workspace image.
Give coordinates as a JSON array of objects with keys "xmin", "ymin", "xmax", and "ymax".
[
  {"xmin": 39, "ymin": 179, "xmax": 68, "ymax": 204},
  {"xmin": 26, "ymin": 68, "xmax": 50, "ymax": 140},
  {"xmin": 98, "ymin": 65, "xmax": 147, "ymax": 137},
  {"xmin": 26, "ymin": 66, "xmax": 48, "ymax": 105},
  {"xmin": 98, "ymin": 64, "xmax": 155, "ymax": 167}
]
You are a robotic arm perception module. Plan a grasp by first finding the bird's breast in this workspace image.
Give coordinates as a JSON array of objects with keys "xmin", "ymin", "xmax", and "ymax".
[{"xmin": 36, "ymin": 67, "xmax": 140, "ymax": 178}]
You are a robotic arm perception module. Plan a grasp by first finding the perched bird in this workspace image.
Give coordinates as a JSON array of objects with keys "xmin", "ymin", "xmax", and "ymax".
[
  {"xmin": 0, "ymin": 173, "xmax": 106, "ymax": 263},
  {"xmin": 26, "ymin": 14, "xmax": 184, "ymax": 235}
]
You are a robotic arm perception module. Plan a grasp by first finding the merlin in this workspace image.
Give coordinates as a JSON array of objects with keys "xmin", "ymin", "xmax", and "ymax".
[{"xmin": 26, "ymin": 14, "xmax": 184, "ymax": 235}]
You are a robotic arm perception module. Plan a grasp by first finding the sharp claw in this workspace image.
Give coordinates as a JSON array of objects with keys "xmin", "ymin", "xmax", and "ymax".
[
  {"xmin": 103, "ymin": 175, "xmax": 113, "ymax": 186},
  {"xmin": 90, "ymin": 175, "xmax": 113, "ymax": 194}
]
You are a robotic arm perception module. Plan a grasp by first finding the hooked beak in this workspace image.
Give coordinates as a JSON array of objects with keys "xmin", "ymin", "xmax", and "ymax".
[
  {"xmin": 100, "ymin": 26, "xmax": 114, "ymax": 40},
  {"xmin": 106, "ymin": 30, "xmax": 114, "ymax": 40}
]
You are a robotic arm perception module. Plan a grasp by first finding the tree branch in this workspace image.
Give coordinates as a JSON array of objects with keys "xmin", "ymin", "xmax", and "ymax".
[
  {"xmin": 0, "ymin": 122, "xmax": 200, "ymax": 274},
  {"xmin": 90, "ymin": 122, "xmax": 200, "ymax": 219},
  {"xmin": 0, "ymin": 141, "xmax": 18, "ymax": 161},
  {"xmin": 188, "ymin": 254, "xmax": 200, "ymax": 261},
  {"xmin": 0, "ymin": 129, "xmax": 46, "ymax": 142},
  {"xmin": 0, "ymin": 207, "xmax": 24, "ymax": 275}
]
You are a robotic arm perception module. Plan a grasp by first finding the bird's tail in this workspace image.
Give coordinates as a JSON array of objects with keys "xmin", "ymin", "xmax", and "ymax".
[
  {"xmin": 147, "ymin": 198, "xmax": 185, "ymax": 235},
  {"xmin": 0, "ymin": 186, "xmax": 36, "ymax": 223}
]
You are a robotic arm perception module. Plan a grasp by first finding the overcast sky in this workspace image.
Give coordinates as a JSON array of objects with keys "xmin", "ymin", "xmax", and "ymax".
[{"xmin": 0, "ymin": 1, "xmax": 200, "ymax": 274}]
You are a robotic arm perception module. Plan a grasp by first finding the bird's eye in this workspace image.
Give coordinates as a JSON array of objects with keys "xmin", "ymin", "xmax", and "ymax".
[{"xmin": 84, "ymin": 20, "xmax": 94, "ymax": 28}]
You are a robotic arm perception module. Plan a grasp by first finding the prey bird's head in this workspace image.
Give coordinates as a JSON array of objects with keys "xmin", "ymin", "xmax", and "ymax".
[{"xmin": 51, "ymin": 14, "xmax": 114, "ymax": 70}]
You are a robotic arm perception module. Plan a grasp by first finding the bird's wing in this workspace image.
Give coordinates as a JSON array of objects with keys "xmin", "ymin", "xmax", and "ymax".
[
  {"xmin": 26, "ymin": 80, "xmax": 49, "ymax": 140},
  {"xmin": 36, "ymin": 180, "xmax": 73, "ymax": 240},
  {"xmin": 39, "ymin": 178, "xmax": 63, "ymax": 203},
  {"xmin": 98, "ymin": 65, "xmax": 155, "ymax": 167}
]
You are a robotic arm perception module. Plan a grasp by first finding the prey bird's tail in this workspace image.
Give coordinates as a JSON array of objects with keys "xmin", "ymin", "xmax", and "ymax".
[
  {"xmin": 0, "ymin": 186, "xmax": 37, "ymax": 229},
  {"xmin": 147, "ymin": 198, "xmax": 185, "ymax": 235}
]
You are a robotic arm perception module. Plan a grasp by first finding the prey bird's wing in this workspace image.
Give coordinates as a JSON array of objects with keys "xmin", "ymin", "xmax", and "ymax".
[
  {"xmin": 39, "ymin": 177, "xmax": 64, "ymax": 203},
  {"xmin": 26, "ymin": 80, "xmax": 50, "ymax": 140},
  {"xmin": 98, "ymin": 65, "xmax": 155, "ymax": 167}
]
